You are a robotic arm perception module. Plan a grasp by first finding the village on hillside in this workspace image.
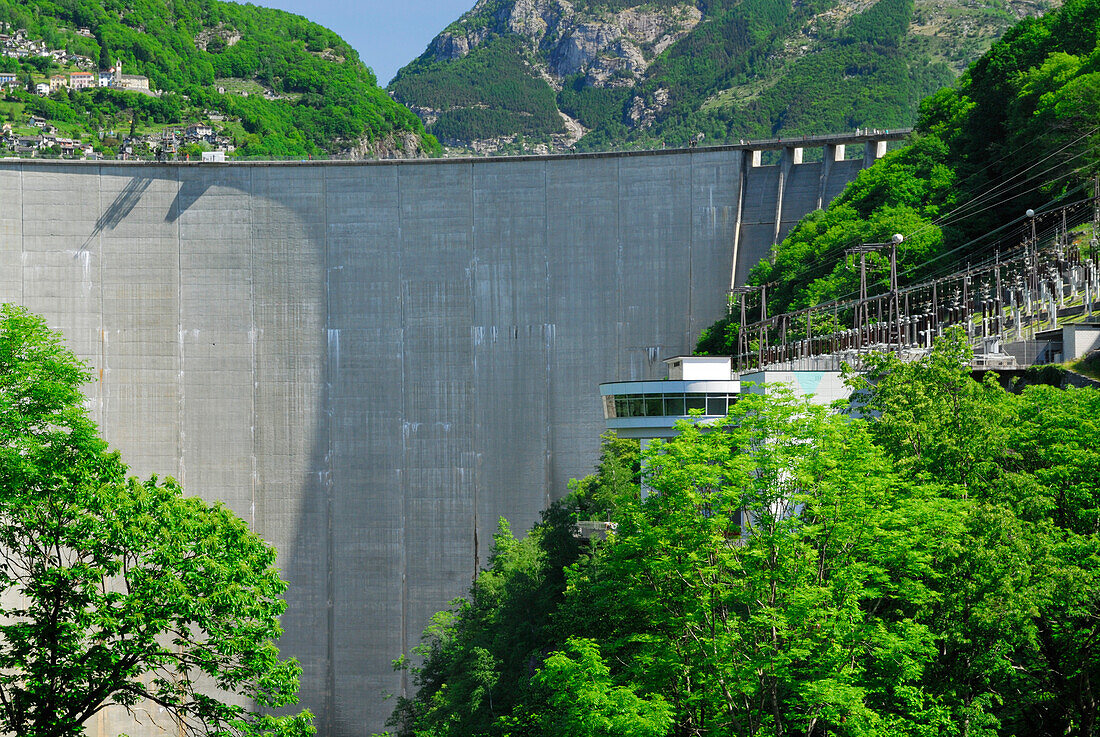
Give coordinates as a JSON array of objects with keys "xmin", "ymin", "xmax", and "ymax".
[
  {"xmin": 0, "ymin": 27, "xmax": 150, "ymax": 92},
  {"xmin": 0, "ymin": 24, "xmax": 240, "ymax": 160}
]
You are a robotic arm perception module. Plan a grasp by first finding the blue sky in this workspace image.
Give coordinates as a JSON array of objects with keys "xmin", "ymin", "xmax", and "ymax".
[{"xmin": 233, "ymin": 0, "xmax": 475, "ymax": 85}]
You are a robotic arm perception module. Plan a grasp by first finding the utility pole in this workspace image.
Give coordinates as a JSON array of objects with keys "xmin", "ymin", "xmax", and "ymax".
[
  {"xmin": 890, "ymin": 238, "xmax": 902, "ymax": 350},
  {"xmin": 806, "ymin": 310, "xmax": 813, "ymax": 361},
  {"xmin": 962, "ymin": 264, "xmax": 970, "ymax": 337},
  {"xmin": 846, "ymin": 234, "xmax": 904, "ymax": 350},
  {"xmin": 759, "ymin": 283, "xmax": 768, "ymax": 368},
  {"xmin": 846, "ymin": 245, "xmax": 870, "ymax": 346},
  {"xmin": 995, "ymin": 248, "xmax": 1003, "ymax": 339},
  {"xmin": 1027, "ymin": 208, "xmax": 1038, "ymax": 296},
  {"xmin": 779, "ymin": 315, "xmax": 788, "ymax": 364},
  {"xmin": 931, "ymin": 279, "xmax": 938, "ymax": 339},
  {"xmin": 1062, "ymin": 206, "xmax": 1068, "ymax": 254},
  {"xmin": 1092, "ymin": 176, "xmax": 1100, "ymax": 267},
  {"xmin": 1094, "ymin": 176, "xmax": 1099, "ymax": 234},
  {"xmin": 730, "ymin": 284, "xmax": 767, "ymax": 371}
]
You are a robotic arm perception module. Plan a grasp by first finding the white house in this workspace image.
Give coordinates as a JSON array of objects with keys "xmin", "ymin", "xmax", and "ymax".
[
  {"xmin": 68, "ymin": 71, "xmax": 94, "ymax": 89},
  {"xmin": 600, "ymin": 356, "xmax": 851, "ymax": 498}
]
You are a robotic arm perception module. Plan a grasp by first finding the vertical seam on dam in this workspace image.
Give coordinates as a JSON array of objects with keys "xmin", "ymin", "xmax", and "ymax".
[
  {"xmin": 397, "ymin": 165, "xmax": 409, "ymax": 703},
  {"xmin": 731, "ymin": 151, "xmax": 746, "ymax": 289},
  {"xmin": 774, "ymin": 149, "xmax": 787, "ymax": 247},
  {"xmin": 101, "ymin": 167, "xmax": 107, "ymax": 434},
  {"xmin": 470, "ymin": 161, "xmax": 479, "ymax": 579},
  {"xmin": 616, "ymin": 156, "xmax": 623, "ymax": 373},
  {"xmin": 688, "ymin": 153, "xmax": 695, "ymax": 342},
  {"xmin": 176, "ymin": 167, "xmax": 184, "ymax": 487},
  {"xmin": 543, "ymin": 159, "xmax": 552, "ymax": 507},
  {"xmin": 101, "ymin": 167, "xmax": 107, "ymax": 433},
  {"xmin": 19, "ymin": 166, "xmax": 24, "ymax": 320},
  {"xmin": 818, "ymin": 146, "xmax": 832, "ymax": 211},
  {"xmin": 249, "ymin": 167, "xmax": 257, "ymax": 533},
  {"xmin": 323, "ymin": 169, "xmax": 336, "ymax": 737}
]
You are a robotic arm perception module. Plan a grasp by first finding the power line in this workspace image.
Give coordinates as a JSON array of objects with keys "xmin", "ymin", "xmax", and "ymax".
[
  {"xmin": 756, "ymin": 127, "xmax": 1100, "ymax": 293},
  {"xmin": 727, "ymin": 192, "xmax": 1099, "ymax": 372}
]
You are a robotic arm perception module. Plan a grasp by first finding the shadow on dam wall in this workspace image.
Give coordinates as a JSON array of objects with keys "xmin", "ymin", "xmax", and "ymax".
[
  {"xmin": 0, "ymin": 137, "xmax": 894, "ymax": 736},
  {"xmin": 0, "ymin": 161, "xmax": 334, "ymax": 735}
]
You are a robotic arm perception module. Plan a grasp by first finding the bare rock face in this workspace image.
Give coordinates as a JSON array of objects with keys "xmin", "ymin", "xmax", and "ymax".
[
  {"xmin": 343, "ymin": 132, "xmax": 430, "ymax": 160},
  {"xmin": 428, "ymin": 1, "xmax": 700, "ymax": 86},
  {"xmin": 548, "ymin": 5, "xmax": 701, "ymax": 84},
  {"xmin": 502, "ymin": 0, "xmax": 573, "ymax": 39},
  {"xmin": 551, "ymin": 23, "xmax": 621, "ymax": 77},
  {"xmin": 619, "ymin": 6, "xmax": 702, "ymax": 47},
  {"xmin": 405, "ymin": 104, "xmax": 441, "ymax": 127},
  {"xmin": 429, "ymin": 27, "xmax": 491, "ymax": 60},
  {"xmin": 194, "ymin": 25, "xmax": 242, "ymax": 51},
  {"xmin": 583, "ymin": 39, "xmax": 647, "ymax": 85},
  {"xmin": 627, "ymin": 86, "xmax": 670, "ymax": 128}
]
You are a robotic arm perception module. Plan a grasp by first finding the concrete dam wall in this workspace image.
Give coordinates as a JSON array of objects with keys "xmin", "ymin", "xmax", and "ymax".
[{"xmin": 0, "ymin": 135, "xmax": 897, "ymax": 736}]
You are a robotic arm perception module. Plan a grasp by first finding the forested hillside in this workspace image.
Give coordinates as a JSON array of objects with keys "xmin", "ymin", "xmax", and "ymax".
[
  {"xmin": 389, "ymin": 0, "xmax": 1054, "ymax": 154},
  {"xmin": 697, "ymin": 0, "xmax": 1100, "ymax": 354},
  {"xmin": 0, "ymin": 0, "xmax": 439, "ymax": 158},
  {"xmin": 389, "ymin": 333, "xmax": 1100, "ymax": 736}
]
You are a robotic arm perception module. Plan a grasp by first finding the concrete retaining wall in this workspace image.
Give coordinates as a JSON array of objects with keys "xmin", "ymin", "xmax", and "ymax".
[{"xmin": 0, "ymin": 140, "xmax": 882, "ymax": 735}]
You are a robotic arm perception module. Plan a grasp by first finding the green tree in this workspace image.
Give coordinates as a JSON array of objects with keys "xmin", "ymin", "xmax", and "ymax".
[
  {"xmin": 848, "ymin": 326, "xmax": 1007, "ymax": 486},
  {"xmin": 503, "ymin": 637, "xmax": 672, "ymax": 737},
  {"xmin": 562, "ymin": 388, "xmax": 962, "ymax": 736},
  {"xmin": 564, "ymin": 432, "xmax": 639, "ymax": 520},
  {"xmin": 851, "ymin": 330, "xmax": 1100, "ymax": 734},
  {"xmin": 0, "ymin": 304, "xmax": 313, "ymax": 737}
]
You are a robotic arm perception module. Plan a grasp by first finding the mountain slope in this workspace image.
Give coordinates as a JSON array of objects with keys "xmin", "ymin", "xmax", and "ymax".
[
  {"xmin": 697, "ymin": 0, "xmax": 1100, "ymax": 353},
  {"xmin": 0, "ymin": 0, "xmax": 439, "ymax": 158},
  {"xmin": 389, "ymin": 0, "xmax": 1057, "ymax": 154}
]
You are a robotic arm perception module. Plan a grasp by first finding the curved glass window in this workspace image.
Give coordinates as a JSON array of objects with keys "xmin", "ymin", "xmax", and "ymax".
[{"xmin": 605, "ymin": 393, "xmax": 738, "ymax": 419}]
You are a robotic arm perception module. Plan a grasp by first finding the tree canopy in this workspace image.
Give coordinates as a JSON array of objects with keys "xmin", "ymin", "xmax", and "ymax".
[{"xmin": 0, "ymin": 304, "xmax": 312, "ymax": 737}]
